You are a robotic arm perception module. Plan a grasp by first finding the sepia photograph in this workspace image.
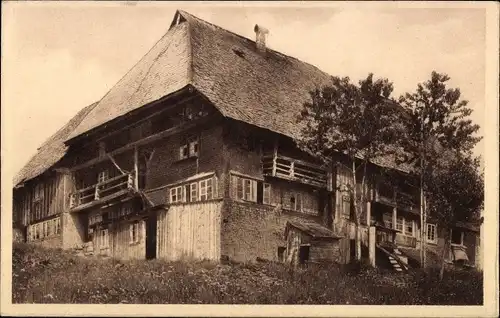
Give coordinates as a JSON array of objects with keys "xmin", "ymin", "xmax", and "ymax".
[{"xmin": 1, "ymin": 1, "xmax": 498, "ymax": 317}]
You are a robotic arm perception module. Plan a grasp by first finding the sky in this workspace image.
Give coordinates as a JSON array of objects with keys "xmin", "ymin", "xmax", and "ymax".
[{"xmin": 2, "ymin": 2, "xmax": 487, "ymax": 177}]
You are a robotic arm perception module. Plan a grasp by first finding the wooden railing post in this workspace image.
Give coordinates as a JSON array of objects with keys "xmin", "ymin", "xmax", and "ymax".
[
  {"xmin": 127, "ymin": 174, "xmax": 134, "ymax": 189},
  {"xmin": 94, "ymin": 185, "xmax": 100, "ymax": 201},
  {"xmin": 290, "ymin": 161, "xmax": 295, "ymax": 177}
]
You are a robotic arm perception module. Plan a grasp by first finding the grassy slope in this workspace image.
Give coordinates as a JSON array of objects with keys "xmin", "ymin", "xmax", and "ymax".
[{"xmin": 12, "ymin": 242, "xmax": 483, "ymax": 305}]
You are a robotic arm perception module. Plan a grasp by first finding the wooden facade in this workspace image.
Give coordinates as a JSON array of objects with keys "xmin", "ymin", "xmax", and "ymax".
[{"xmin": 157, "ymin": 201, "xmax": 222, "ymax": 261}]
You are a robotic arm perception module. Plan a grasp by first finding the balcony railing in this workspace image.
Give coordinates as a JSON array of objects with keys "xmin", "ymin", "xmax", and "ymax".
[
  {"xmin": 262, "ymin": 153, "xmax": 327, "ymax": 188},
  {"xmin": 395, "ymin": 233, "xmax": 417, "ymax": 248},
  {"xmin": 70, "ymin": 173, "xmax": 134, "ymax": 210}
]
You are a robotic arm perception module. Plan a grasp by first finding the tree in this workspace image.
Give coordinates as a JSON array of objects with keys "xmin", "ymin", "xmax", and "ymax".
[
  {"xmin": 297, "ymin": 74, "xmax": 403, "ymax": 261},
  {"xmin": 397, "ymin": 71, "xmax": 482, "ymax": 267},
  {"xmin": 425, "ymin": 153, "xmax": 484, "ymax": 280}
]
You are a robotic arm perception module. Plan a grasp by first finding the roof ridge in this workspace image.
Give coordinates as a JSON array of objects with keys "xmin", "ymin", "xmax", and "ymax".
[{"xmin": 178, "ymin": 10, "xmax": 333, "ymax": 81}]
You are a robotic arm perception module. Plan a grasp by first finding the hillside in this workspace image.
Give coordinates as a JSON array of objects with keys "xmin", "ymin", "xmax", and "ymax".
[{"xmin": 12, "ymin": 243, "xmax": 482, "ymax": 305}]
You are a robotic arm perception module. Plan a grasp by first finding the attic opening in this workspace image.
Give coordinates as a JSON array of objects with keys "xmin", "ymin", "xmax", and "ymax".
[
  {"xmin": 170, "ymin": 11, "xmax": 187, "ymax": 29},
  {"xmin": 232, "ymin": 47, "xmax": 245, "ymax": 58}
]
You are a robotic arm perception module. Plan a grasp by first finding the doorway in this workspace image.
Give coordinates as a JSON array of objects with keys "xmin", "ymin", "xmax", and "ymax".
[{"xmin": 145, "ymin": 213, "xmax": 157, "ymax": 260}]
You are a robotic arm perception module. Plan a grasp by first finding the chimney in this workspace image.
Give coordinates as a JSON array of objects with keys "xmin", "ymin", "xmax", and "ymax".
[{"xmin": 254, "ymin": 24, "xmax": 269, "ymax": 53}]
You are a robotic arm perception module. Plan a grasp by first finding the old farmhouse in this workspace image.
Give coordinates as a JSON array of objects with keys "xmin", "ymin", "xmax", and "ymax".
[{"xmin": 12, "ymin": 10, "xmax": 482, "ymax": 271}]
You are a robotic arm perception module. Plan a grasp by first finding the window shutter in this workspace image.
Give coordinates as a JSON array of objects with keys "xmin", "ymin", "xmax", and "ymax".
[
  {"xmin": 257, "ymin": 181, "xmax": 263, "ymax": 204},
  {"xmin": 230, "ymin": 175, "xmax": 237, "ymax": 199}
]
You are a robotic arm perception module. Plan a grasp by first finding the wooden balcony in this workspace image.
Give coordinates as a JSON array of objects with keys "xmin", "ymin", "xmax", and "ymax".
[
  {"xmin": 395, "ymin": 233, "xmax": 417, "ymax": 248},
  {"xmin": 375, "ymin": 186, "xmax": 419, "ymax": 213},
  {"xmin": 262, "ymin": 153, "xmax": 327, "ymax": 188},
  {"xmin": 70, "ymin": 173, "xmax": 135, "ymax": 211}
]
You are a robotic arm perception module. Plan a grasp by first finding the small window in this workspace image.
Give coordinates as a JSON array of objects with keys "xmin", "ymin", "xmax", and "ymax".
[
  {"xmin": 451, "ymin": 229, "xmax": 464, "ymax": 246},
  {"xmin": 100, "ymin": 229, "xmax": 109, "ymax": 249},
  {"xmin": 426, "ymin": 223, "xmax": 437, "ymax": 244},
  {"xmin": 405, "ymin": 220, "xmax": 414, "ymax": 236},
  {"xmin": 98, "ymin": 170, "xmax": 109, "ymax": 183},
  {"xmin": 289, "ymin": 193, "xmax": 303, "ymax": 212},
  {"xmin": 179, "ymin": 136, "xmax": 199, "ymax": 160},
  {"xmin": 129, "ymin": 222, "xmax": 140, "ymax": 244},
  {"xmin": 169, "ymin": 186, "xmax": 185, "ymax": 203},
  {"xmin": 395, "ymin": 216, "xmax": 404, "ymax": 232},
  {"xmin": 263, "ymin": 183, "xmax": 271, "ymax": 205},
  {"xmin": 190, "ymin": 182, "xmax": 198, "ymax": 202},
  {"xmin": 231, "ymin": 175, "xmax": 258, "ymax": 202}
]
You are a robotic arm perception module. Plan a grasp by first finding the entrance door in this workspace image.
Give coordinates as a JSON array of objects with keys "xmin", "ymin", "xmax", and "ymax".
[{"xmin": 145, "ymin": 213, "xmax": 157, "ymax": 260}]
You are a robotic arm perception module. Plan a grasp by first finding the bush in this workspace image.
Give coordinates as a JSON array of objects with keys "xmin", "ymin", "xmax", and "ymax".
[{"xmin": 12, "ymin": 242, "xmax": 483, "ymax": 305}]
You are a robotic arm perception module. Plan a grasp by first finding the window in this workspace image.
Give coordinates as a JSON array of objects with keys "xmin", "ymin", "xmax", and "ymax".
[
  {"xmin": 395, "ymin": 216, "xmax": 404, "ymax": 232},
  {"xmin": 179, "ymin": 136, "xmax": 199, "ymax": 160},
  {"xmin": 263, "ymin": 183, "xmax": 271, "ymax": 205},
  {"xmin": 98, "ymin": 170, "xmax": 109, "ymax": 183},
  {"xmin": 199, "ymin": 178, "xmax": 213, "ymax": 201},
  {"xmin": 190, "ymin": 182, "xmax": 198, "ymax": 202},
  {"xmin": 233, "ymin": 176, "xmax": 257, "ymax": 202},
  {"xmin": 341, "ymin": 195, "xmax": 351, "ymax": 218},
  {"xmin": 89, "ymin": 213, "xmax": 103, "ymax": 226},
  {"xmin": 120, "ymin": 204, "xmax": 133, "ymax": 217},
  {"xmin": 451, "ymin": 229, "xmax": 464, "ymax": 246},
  {"xmin": 405, "ymin": 220, "xmax": 414, "ymax": 236},
  {"xmin": 289, "ymin": 193, "xmax": 303, "ymax": 212},
  {"xmin": 426, "ymin": 224, "xmax": 437, "ymax": 244},
  {"xmin": 169, "ymin": 186, "xmax": 185, "ymax": 203},
  {"xmin": 129, "ymin": 222, "xmax": 141, "ymax": 244},
  {"xmin": 99, "ymin": 229, "xmax": 109, "ymax": 250},
  {"xmin": 28, "ymin": 217, "xmax": 61, "ymax": 241}
]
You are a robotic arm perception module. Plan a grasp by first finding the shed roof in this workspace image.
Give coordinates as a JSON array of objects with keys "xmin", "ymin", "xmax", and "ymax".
[{"xmin": 285, "ymin": 220, "xmax": 342, "ymax": 240}]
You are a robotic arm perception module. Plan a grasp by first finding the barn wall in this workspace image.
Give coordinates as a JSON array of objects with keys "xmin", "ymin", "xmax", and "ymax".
[
  {"xmin": 145, "ymin": 122, "xmax": 226, "ymax": 190},
  {"xmin": 309, "ymin": 240, "xmax": 342, "ymax": 263},
  {"xmin": 220, "ymin": 199, "xmax": 325, "ymax": 263},
  {"xmin": 110, "ymin": 220, "xmax": 146, "ymax": 260},
  {"xmin": 157, "ymin": 200, "xmax": 222, "ymax": 261}
]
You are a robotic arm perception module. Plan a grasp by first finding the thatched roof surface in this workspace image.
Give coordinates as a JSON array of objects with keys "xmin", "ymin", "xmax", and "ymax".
[
  {"xmin": 65, "ymin": 10, "xmax": 412, "ymax": 173},
  {"xmin": 18, "ymin": 10, "xmax": 412, "ymax": 185},
  {"xmin": 13, "ymin": 102, "xmax": 98, "ymax": 187},
  {"xmin": 67, "ymin": 10, "xmax": 333, "ymax": 143}
]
